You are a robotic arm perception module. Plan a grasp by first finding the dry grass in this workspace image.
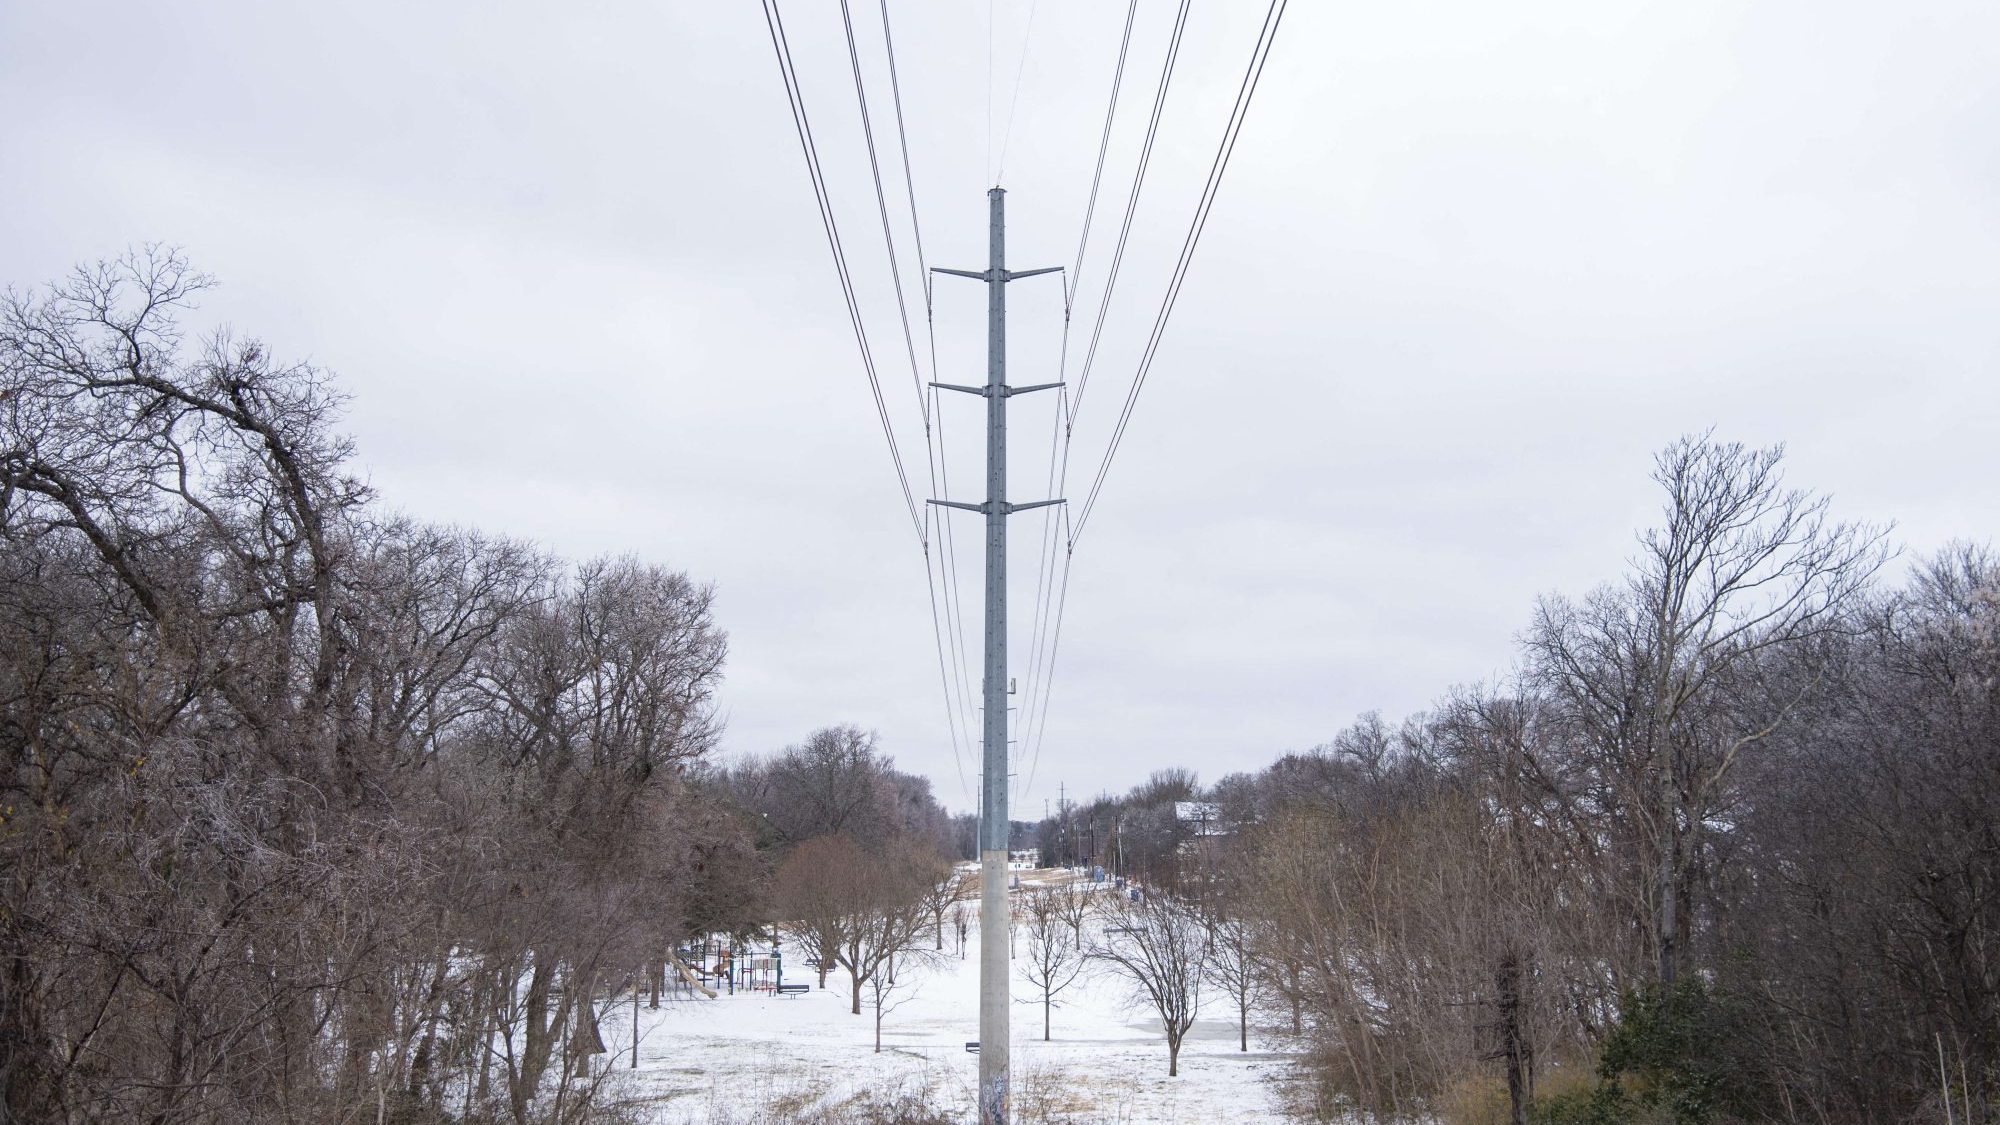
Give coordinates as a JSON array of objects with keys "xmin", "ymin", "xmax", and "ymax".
[
  {"xmin": 674, "ymin": 1064, "xmax": 959, "ymax": 1125},
  {"xmin": 1438, "ymin": 1062, "xmax": 1600, "ymax": 1125}
]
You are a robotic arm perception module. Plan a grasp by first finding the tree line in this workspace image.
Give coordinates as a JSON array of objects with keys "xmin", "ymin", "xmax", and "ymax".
[
  {"xmin": 0, "ymin": 252, "xmax": 959, "ymax": 1124},
  {"xmin": 1026, "ymin": 436, "xmax": 1995, "ymax": 1125},
  {"xmin": 8, "ymin": 251, "xmax": 1991, "ymax": 1125}
]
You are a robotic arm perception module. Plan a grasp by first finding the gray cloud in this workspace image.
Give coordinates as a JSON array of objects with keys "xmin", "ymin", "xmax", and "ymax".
[{"xmin": 5, "ymin": 0, "xmax": 1996, "ymax": 807}]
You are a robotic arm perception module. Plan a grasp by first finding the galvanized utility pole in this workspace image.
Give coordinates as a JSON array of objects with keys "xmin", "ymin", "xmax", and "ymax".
[{"xmin": 930, "ymin": 187, "xmax": 1061, "ymax": 1125}]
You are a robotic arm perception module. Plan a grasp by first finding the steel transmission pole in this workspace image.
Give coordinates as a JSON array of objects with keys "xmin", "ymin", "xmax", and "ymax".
[{"xmin": 929, "ymin": 187, "xmax": 1061, "ymax": 1125}]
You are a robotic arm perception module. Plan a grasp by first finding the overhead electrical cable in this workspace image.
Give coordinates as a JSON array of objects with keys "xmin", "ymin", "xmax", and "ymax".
[
  {"xmin": 1018, "ymin": 383, "xmax": 1075, "ymax": 803},
  {"xmin": 1019, "ymin": 505, "xmax": 1075, "ymax": 799},
  {"xmin": 1015, "ymin": 390, "xmax": 1071, "ymax": 802},
  {"xmin": 1067, "ymin": 0, "xmax": 1140, "ymax": 309},
  {"xmin": 838, "ymin": 0, "xmax": 928, "ymax": 422},
  {"xmin": 877, "ymin": 0, "xmax": 938, "ymax": 370},
  {"xmin": 1065, "ymin": 0, "xmax": 1193, "ymax": 428},
  {"xmin": 923, "ymin": 509, "xmax": 975, "ymax": 804},
  {"xmin": 878, "ymin": 0, "xmax": 979, "ymax": 743},
  {"xmin": 760, "ymin": 0, "xmax": 923, "ymax": 539},
  {"xmin": 1073, "ymin": 0, "xmax": 1290, "ymax": 544},
  {"xmin": 932, "ymin": 386, "xmax": 981, "ymax": 742},
  {"xmin": 1019, "ymin": 1, "xmax": 1150, "ymax": 801},
  {"xmin": 1028, "ymin": 0, "xmax": 1291, "ymax": 794},
  {"xmin": 765, "ymin": 0, "xmax": 973, "ymax": 797},
  {"xmin": 1024, "ymin": 2, "xmax": 1136, "ymax": 804},
  {"xmin": 1020, "ymin": 0, "xmax": 1138, "ymax": 772},
  {"xmin": 867, "ymin": 0, "xmax": 982, "ymax": 791}
]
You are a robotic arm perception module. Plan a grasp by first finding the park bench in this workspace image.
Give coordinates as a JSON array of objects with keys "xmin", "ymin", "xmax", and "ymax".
[{"xmin": 776, "ymin": 982, "xmax": 810, "ymax": 996}]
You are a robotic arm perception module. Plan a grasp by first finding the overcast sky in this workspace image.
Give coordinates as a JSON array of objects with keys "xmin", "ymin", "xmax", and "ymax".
[{"xmin": 5, "ymin": 1, "xmax": 1997, "ymax": 811}]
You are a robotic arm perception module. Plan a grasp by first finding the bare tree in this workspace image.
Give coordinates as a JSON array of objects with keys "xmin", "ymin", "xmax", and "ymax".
[
  {"xmin": 1050, "ymin": 879, "xmax": 1094, "ymax": 951},
  {"xmin": 951, "ymin": 901, "xmax": 970, "ymax": 960},
  {"xmin": 1199, "ymin": 896, "xmax": 1260, "ymax": 1052},
  {"xmin": 0, "ymin": 251, "xmax": 745, "ymax": 1125},
  {"xmin": 920, "ymin": 868, "xmax": 974, "ymax": 951},
  {"xmin": 1527, "ymin": 433, "xmax": 1886, "ymax": 984},
  {"xmin": 773, "ymin": 836, "xmax": 862, "ymax": 990},
  {"xmin": 1091, "ymin": 891, "xmax": 1209, "ymax": 1077},
  {"xmin": 867, "ymin": 943, "xmax": 944, "ymax": 1053},
  {"xmin": 831, "ymin": 839, "xmax": 947, "ymax": 1015},
  {"xmin": 1017, "ymin": 887, "xmax": 1086, "ymax": 1041}
]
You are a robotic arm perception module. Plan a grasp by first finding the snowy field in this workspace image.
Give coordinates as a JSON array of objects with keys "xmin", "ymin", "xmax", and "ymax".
[{"xmin": 594, "ymin": 876, "xmax": 1302, "ymax": 1123}]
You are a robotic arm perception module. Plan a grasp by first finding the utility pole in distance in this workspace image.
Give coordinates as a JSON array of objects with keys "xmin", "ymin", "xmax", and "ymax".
[{"xmin": 930, "ymin": 186, "xmax": 1061, "ymax": 1125}]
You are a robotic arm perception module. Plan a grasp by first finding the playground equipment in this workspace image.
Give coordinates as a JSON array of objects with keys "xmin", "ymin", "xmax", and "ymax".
[{"xmin": 675, "ymin": 934, "xmax": 787, "ymax": 995}]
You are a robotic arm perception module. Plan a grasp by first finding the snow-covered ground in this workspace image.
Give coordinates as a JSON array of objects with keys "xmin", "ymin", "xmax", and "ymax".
[{"xmin": 596, "ymin": 876, "xmax": 1302, "ymax": 1123}]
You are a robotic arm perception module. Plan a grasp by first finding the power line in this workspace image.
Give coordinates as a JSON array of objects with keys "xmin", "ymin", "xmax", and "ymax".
[
  {"xmin": 1073, "ymin": 0, "xmax": 1290, "ymax": 544},
  {"xmin": 1019, "ymin": 505, "xmax": 1075, "ymax": 799},
  {"xmin": 764, "ymin": 0, "xmax": 976, "ymax": 797},
  {"xmin": 1065, "ymin": 0, "xmax": 1193, "ymax": 427},
  {"xmin": 1068, "ymin": 0, "xmax": 1140, "ymax": 305},
  {"xmin": 1014, "ymin": 385, "xmax": 1068, "ymax": 804},
  {"xmin": 1017, "ymin": 0, "xmax": 1170, "ymax": 803},
  {"xmin": 1025, "ymin": 0, "xmax": 1291, "ymax": 793},
  {"xmin": 922, "ymin": 509, "xmax": 975, "ymax": 805},
  {"xmin": 877, "ymin": 0, "xmax": 931, "ymax": 318},
  {"xmin": 762, "ymin": 0, "xmax": 1288, "ymax": 815},
  {"xmin": 870, "ymin": 0, "xmax": 981, "ymax": 793},
  {"xmin": 876, "ymin": 0, "xmax": 981, "ymax": 750},
  {"xmin": 932, "ymin": 385, "xmax": 980, "ymax": 746},
  {"xmin": 838, "ymin": 0, "xmax": 927, "ymax": 420},
  {"xmin": 760, "ymin": 0, "xmax": 923, "ymax": 539}
]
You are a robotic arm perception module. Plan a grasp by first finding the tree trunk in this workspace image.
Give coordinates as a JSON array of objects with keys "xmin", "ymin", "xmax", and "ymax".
[
  {"xmin": 516, "ymin": 955, "xmax": 559, "ymax": 1120},
  {"xmin": 472, "ymin": 989, "xmax": 494, "ymax": 1106},
  {"xmin": 406, "ymin": 953, "xmax": 452, "ymax": 1104},
  {"xmin": 1657, "ymin": 791, "xmax": 1679, "ymax": 986},
  {"xmin": 850, "ymin": 975, "xmax": 863, "ymax": 1016},
  {"xmin": 1497, "ymin": 954, "xmax": 1530, "ymax": 1125},
  {"xmin": 569, "ymin": 972, "xmax": 605, "ymax": 1079}
]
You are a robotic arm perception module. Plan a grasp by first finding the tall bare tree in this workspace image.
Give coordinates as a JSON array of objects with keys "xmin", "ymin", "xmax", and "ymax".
[
  {"xmin": 1091, "ymin": 891, "xmax": 1209, "ymax": 1077},
  {"xmin": 1527, "ymin": 433, "xmax": 1885, "ymax": 984}
]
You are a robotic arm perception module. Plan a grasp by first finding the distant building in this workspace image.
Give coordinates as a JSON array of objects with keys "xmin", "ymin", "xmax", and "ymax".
[
  {"xmin": 1009, "ymin": 848, "xmax": 1040, "ymax": 869},
  {"xmin": 1173, "ymin": 802, "xmax": 1224, "ymax": 836}
]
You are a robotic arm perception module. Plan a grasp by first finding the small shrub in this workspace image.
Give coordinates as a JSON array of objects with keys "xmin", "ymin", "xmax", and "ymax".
[{"xmin": 1528, "ymin": 981, "xmax": 1759, "ymax": 1125}]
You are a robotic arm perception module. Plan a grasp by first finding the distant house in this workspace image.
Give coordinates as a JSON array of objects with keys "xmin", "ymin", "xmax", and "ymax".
[{"xmin": 1173, "ymin": 802, "xmax": 1225, "ymax": 836}]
